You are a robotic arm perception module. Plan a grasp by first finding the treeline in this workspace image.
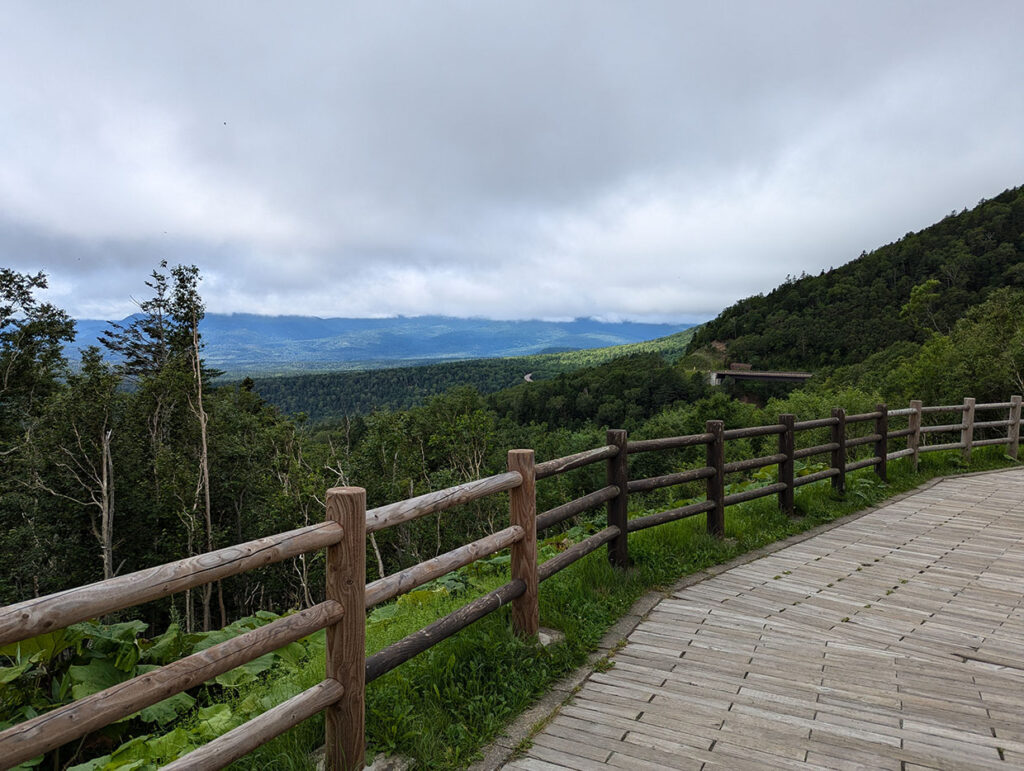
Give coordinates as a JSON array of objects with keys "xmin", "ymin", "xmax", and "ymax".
[
  {"xmin": 689, "ymin": 185, "xmax": 1024, "ymax": 369},
  {"xmin": 245, "ymin": 328, "xmax": 696, "ymax": 421}
]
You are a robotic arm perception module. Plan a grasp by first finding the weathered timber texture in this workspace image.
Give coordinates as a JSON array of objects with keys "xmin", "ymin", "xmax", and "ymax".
[
  {"xmin": 974, "ymin": 419, "xmax": 1014, "ymax": 429},
  {"xmin": 921, "ymin": 403, "xmax": 966, "ymax": 414},
  {"xmin": 723, "ymin": 453, "xmax": 787, "ymax": 474},
  {"xmin": 509, "ymin": 450, "xmax": 538, "ymax": 638},
  {"xmin": 793, "ymin": 442, "xmax": 839, "ymax": 460},
  {"xmin": 791, "ymin": 467, "xmax": 840, "ymax": 487},
  {"xmin": 627, "ymin": 466, "xmax": 715, "ymax": 494},
  {"xmin": 961, "ymin": 397, "xmax": 976, "ymax": 463},
  {"xmin": 779, "ymin": 414, "xmax": 795, "ymax": 515},
  {"xmin": 975, "ymin": 400, "xmax": 1013, "ymax": 409},
  {"xmin": 0, "ymin": 602, "xmax": 343, "ymax": 769},
  {"xmin": 325, "ymin": 487, "xmax": 366, "ymax": 771},
  {"xmin": 972, "ymin": 437, "xmax": 1011, "ymax": 448},
  {"xmin": 538, "ymin": 526, "xmax": 621, "ymax": 581},
  {"xmin": 887, "ymin": 426, "xmax": 916, "ymax": 439},
  {"xmin": 163, "ymin": 679, "xmax": 345, "ymax": 771},
  {"xmin": 846, "ymin": 455, "xmax": 883, "ymax": 472},
  {"xmin": 722, "ymin": 482, "xmax": 787, "ymax": 507},
  {"xmin": 626, "ymin": 499, "xmax": 716, "ymax": 532},
  {"xmin": 920, "ymin": 422, "xmax": 966, "ymax": 434},
  {"xmin": 874, "ymin": 403, "xmax": 888, "ymax": 482},
  {"xmin": 1010, "ymin": 395, "xmax": 1022, "ymax": 460},
  {"xmin": 920, "ymin": 441, "xmax": 965, "ymax": 453},
  {"xmin": 626, "ymin": 432, "xmax": 714, "ymax": 453},
  {"xmin": 534, "ymin": 445, "xmax": 617, "ymax": 479},
  {"xmin": 365, "ymin": 580, "xmax": 525, "ymax": 683},
  {"xmin": 909, "ymin": 399, "xmax": 922, "ymax": 471},
  {"xmin": 364, "ymin": 526, "xmax": 523, "ymax": 609},
  {"xmin": 537, "ymin": 486, "xmax": 619, "ymax": 531},
  {"xmin": 831, "ymin": 407, "xmax": 846, "ymax": 495},
  {"xmin": 364, "ymin": 472, "xmax": 521, "ymax": 534},
  {"xmin": 0, "ymin": 522, "xmax": 343, "ymax": 648},
  {"xmin": 722, "ymin": 423, "xmax": 785, "ymax": 440},
  {"xmin": 845, "ymin": 410, "xmax": 884, "ymax": 423},
  {"xmin": 606, "ymin": 429, "xmax": 629, "ymax": 569},
  {"xmin": 706, "ymin": 421, "xmax": 725, "ymax": 537},
  {"xmin": 886, "ymin": 447, "xmax": 916, "ymax": 460},
  {"xmin": 845, "ymin": 432, "xmax": 883, "ymax": 448},
  {"xmin": 792, "ymin": 416, "xmax": 839, "ymax": 430}
]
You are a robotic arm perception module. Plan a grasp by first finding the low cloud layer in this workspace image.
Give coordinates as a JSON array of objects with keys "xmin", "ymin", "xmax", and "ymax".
[{"xmin": 3, "ymin": 1, "xmax": 1023, "ymax": 321}]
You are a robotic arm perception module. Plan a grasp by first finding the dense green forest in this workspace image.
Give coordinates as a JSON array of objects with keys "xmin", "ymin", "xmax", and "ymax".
[
  {"xmin": 245, "ymin": 328, "xmax": 696, "ymax": 421},
  {"xmin": 689, "ymin": 185, "xmax": 1024, "ymax": 369},
  {"xmin": 4, "ymin": 183, "xmax": 1024, "ymax": 769}
]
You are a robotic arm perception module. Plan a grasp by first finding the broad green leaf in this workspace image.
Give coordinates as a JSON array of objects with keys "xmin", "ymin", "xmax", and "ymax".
[
  {"xmin": 197, "ymin": 703, "xmax": 240, "ymax": 739},
  {"xmin": 146, "ymin": 727, "xmax": 194, "ymax": 760},
  {"xmin": 140, "ymin": 623, "xmax": 182, "ymax": 665},
  {"xmin": 273, "ymin": 641, "xmax": 307, "ymax": 668},
  {"xmin": 0, "ymin": 660, "xmax": 31, "ymax": 684},
  {"xmin": 137, "ymin": 691, "xmax": 195, "ymax": 726},
  {"xmin": 0, "ymin": 630, "xmax": 72, "ymax": 665},
  {"xmin": 69, "ymin": 658, "xmax": 129, "ymax": 700}
]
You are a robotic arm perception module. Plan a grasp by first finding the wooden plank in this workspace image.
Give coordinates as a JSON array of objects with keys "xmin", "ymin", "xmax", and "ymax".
[
  {"xmin": 0, "ymin": 521, "xmax": 343, "ymax": 647},
  {"xmin": 325, "ymin": 487, "xmax": 365, "ymax": 771},
  {"xmin": 509, "ymin": 449, "xmax": 538, "ymax": 637},
  {"xmin": 537, "ymin": 485, "xmax": 619, "ymax": 531},
  {"xmin": 364, "ymin": 471, "xmax": 521, "ymax": 533},
  {"xmin": 535, "ymin": 444, "xmax": 618, "ymax": 479}
]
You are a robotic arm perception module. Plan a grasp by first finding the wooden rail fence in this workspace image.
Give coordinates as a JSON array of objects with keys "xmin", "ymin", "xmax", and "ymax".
[{"xmin": 0, "ymin": 394, "xmax": 1021, "ymax": 770}]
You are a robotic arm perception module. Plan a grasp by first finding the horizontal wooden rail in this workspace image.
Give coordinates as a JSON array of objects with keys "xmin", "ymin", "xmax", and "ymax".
[
  {"xmin": 975, "ymin": 419, "xmax": 1013, "ymax": 429},
  {"xmin": 793, "ymin": 442, "xmax": 839, "ymax": 459},
  {"xmin": 627, "ymin": 466, "xmax": 715, "ymax": 494},
  {"xmin": 723, "ymin": 453, "xmax": 787, "ymax": 474},
  {"xmin": 722, "ymin": 423, "xmax": 785, "ymax": 440},
  {"xmin": 365, "ymin": 472, "xmax": 521, "ymax": 534},
  {"xmin": 365, "ymin": 580, "xmax": 525, "ymax": 683},
  {"xmin": 537, "ymin": 486, "xmax": 619, "ymax": 531},
  {"xmin": 163, "ymin": 679, "xmax": 345, "ymax": 771},
  {"xmin": 845, "ymin": 456, "xmax": 882, "ymax": 472},
  {"xmin": 976, "ymin": 401, "xmax": 1013, "ymax": 410},
  {"xmin": 792, "ymin": 468, "xmax": 839, "ymax": 487},
  {"xmin": 973, "ymin": 437, "xmax": 1011, "ymax": 448},
  {"xmin": 0, "ymin": 522, "xmax": 343, "ymax": 648},
  {"xmin": 538, "ymin": 526, "xmax": 621, "ymax": 581},
  {"xmin": 722, "ymin": 482, "xmax": 788, "ymax": 506},
  {"xmin": 921, "ymin": 404, "xmax": 965, "ymax": 414},
  {"xmin": 364, "ymin": 526, "xmax": 523, "ymax": 609},
  {"xmin": 845, "ymin": 433, "xmax": 882, "ymax": 448},
  {"xmin": 887, "ymin": 427, "xmax": 915, "ymax": 439},
  {"xmin": 0, "ymin": 601, "xmax": 343, "ymax": 769},
  {"xmin": 887, "ymin": 448, "xmax": 915, "ymax": 461},
  {"xmin": 627, "ymin": 433, "xmax": 713, "ymax": 453},
  {"xmin": 887, "ymin": 407, "xmax": 916, "ymax": 417},
  {"xmin": 920, "ymin": 423, "xmax": 965, "ymax": 434},
  {"xmin": 920, "ymin": 441, "xmax": 964, "ymax": 452},
  {"xmin": 793, "ymin": 417, "xmax": 839, "ymax": 430},
  {"xmin": 535, "ymin": 445, "xmax": 618, "ymax": 479},
  {"xmin": 626, "ymin": 499, "xmax": 716, "ymax": 532},
  {"xmin": 845, "ymin": 411, "xmax": 883, "ymax": 423}
]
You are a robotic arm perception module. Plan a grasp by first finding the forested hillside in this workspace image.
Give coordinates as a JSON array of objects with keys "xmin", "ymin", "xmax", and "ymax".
[
  {"xmin": 248, "ymin": 328, "xmax": 695, "ymax": 420},
  {"xmin": 689, "ymin": 186, "xmax": 1024, "ymax": 369}
]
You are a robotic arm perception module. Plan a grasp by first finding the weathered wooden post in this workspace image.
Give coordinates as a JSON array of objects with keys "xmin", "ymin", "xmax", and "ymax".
[
  {"xmin": 779, "ymin": 414, "xmax": 795, "ymax": 516},
  {"xmin": 830, "ymin": 408, "xmax": 846, "ymax": 496},
  {"xmin": 325, "ymin": 487, "xmax": 366, "ymax": 771},
  {"xmin": 874, "ymin": 404, "xmax": 888, "ymax": 482},
  {"xmin": 961, "ymin": 397, "xmax": 976, "ymax": 463},
  {"xmin": 706, "ymin": 420, "xmax": 725, "ymax": 537},
  {"xmin": 909, "ymin": 399, "xmax": 922, "ymax": 472},
  {"xmin": 508, "ymin": 449, "xmax": 538, "ymax": 637},
  {"xmin": 1009, "ymin": 395, "xmax": 1022, "ymax": 461},
  {"xmin": 605, "ymin": 429, "xmax": 630, "ymax": 569}
]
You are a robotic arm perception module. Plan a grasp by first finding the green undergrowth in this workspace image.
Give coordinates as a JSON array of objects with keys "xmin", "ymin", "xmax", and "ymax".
[{"xmin": 5, "ymin": 448, "xmax": 1017, "ymax": 770}]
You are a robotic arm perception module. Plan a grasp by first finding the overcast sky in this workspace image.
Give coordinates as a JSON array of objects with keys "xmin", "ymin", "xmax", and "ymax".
[{"xmin": 3, "ymin": 1, "xmax": 1023, "ymax": 323}]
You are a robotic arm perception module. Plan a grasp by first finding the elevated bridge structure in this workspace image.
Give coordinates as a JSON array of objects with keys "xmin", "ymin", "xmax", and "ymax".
[{"xmin": 709, "ymin": 369, "xmax": 813, "ymax": 386}]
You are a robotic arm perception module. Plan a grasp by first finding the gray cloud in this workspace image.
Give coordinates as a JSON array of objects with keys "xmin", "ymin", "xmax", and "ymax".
[{"xmin": 2, "ymin": 1, "xmax": 1023, "ymax": 321}]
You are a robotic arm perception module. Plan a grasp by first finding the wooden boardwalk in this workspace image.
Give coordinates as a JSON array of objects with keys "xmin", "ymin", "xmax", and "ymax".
[{"xmin": 507, "ymin": 469, "xmax": 1024, "ymax": 770}]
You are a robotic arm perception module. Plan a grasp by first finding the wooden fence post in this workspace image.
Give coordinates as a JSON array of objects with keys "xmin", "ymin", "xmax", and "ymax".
[
  {"xmin": 961, "ymin": 397, "xmax": 976, "ymax": 463},
  {"xmin": 325, "ymin": 487, "xmax": 366, "ymax": 771},
  {"xmin": 779, "ymin": 414, "xmax": 795, "ymax": 516},
  {"xmin": 874, "ymin": 403, "xmax": 888, "ymax": 482},
  {"xmin": 830, "ymin": 408, "xmax": 846, "ymax": 496},
  {"xmin": 706, "ymin": 420, "xmax": 725, "ymax": 537},
  {"xmin": 909, "ymin": 400, "xmax": 922, "ymax": 472},
  {"xmin": 606, "ymin": 429, "xmax": 629, "ymax": 569},
  {"xmin": 1009, "ymin": 395, "xmax": 1022, "ymax": 461},
  {"xmin": 508, "ymin": 449, "xmax": 538, "ymax": 637}
]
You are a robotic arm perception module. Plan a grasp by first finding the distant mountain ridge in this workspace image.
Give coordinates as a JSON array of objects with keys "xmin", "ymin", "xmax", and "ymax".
[{"xmin": 71, "ymin": 314, "xmax": 695, "ymax": 374}]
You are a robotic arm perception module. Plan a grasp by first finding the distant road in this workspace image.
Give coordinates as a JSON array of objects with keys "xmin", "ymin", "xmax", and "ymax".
[{"xmin": 523, "ymin": 372, "xmax": 534, "ymax": 382}]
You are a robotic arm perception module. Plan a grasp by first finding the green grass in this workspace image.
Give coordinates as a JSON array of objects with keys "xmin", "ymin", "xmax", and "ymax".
[{"xmin": 228, "ymin": 446, "xmax": 1019, "ymax": 770}]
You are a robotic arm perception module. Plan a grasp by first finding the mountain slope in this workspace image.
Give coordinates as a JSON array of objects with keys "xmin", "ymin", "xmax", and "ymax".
[{"xmin": 689, "ymin": 186, "xmax": 1024, "ymax": 369}]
